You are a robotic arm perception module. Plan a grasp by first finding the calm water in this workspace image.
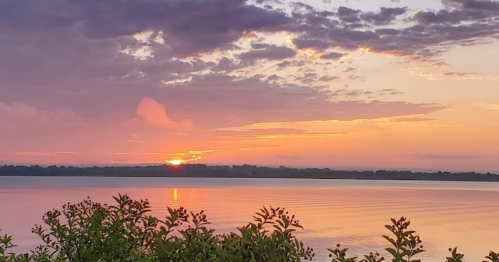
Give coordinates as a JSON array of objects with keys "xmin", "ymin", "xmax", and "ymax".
[{"xmin": 1, "ymin": 176, "xmax": 499, "ymax": 261}]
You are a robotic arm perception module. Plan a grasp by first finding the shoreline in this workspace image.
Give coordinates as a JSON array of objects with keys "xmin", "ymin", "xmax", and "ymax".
[{"xmin": 1, "ymin": 163, "xmax": 499, "ymax": 183}]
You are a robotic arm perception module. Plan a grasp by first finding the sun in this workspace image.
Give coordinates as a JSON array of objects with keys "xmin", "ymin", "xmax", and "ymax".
[{"xmin": 168, "ymin": 160, "xmax": 182, "ymax": 166}]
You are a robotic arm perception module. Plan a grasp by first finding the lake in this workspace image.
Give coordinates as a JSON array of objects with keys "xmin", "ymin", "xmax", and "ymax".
[{"xmin": 1, "ymin": 176, "xmax": 499, "ymax": 261}]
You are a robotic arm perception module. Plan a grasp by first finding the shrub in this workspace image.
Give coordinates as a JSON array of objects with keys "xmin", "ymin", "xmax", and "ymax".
[
  {"xmin": 1, "ymin": 195, "xmax": 313, "ymax": 262},
  {"xmin": 328, "ymin": 216, "xmax": 423, "ymax": 262}
]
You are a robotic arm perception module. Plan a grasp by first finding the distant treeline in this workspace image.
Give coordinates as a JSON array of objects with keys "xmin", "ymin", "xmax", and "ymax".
[{"xmin": 1, "ymin": 164, "xmax": 498, "ymax": 181}]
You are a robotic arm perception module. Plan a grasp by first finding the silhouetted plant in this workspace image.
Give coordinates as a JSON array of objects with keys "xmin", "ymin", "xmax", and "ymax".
[
  {"xmin": 484, "ymin": 251, "xmax": 499, "ymax": 262},
  {"xmin": 0, "ymin": 232, "xmax": 50, "ymax": 262},
  {"xmin": 2, "ymin": 195, "xmax": 313, "ymax": 262},
  {"xmin": 383, "ymin": 217, "xmax": 424, "ymax": 262},
  {"xmin": 0, "ymin": 231, "xmax": 17, "ymax": 262},
  {"xmin": 446, "ymin": 247, "xmax": 464, "ymax": 262},
  {"xmin": 362, "ymin": 252, "xmax": 385, "ymax": 262},
  {"xmin": 155, "ymin": 206, "xmax": 314, "ymax": 261},
  {"xmin": 328, "ymin": 216, "xmax": 422, "ymax": 262},
  {"xmin": 328, "ymin": 244, "xmax": 359, "ymax": 262},
  {"xmin": 328, "ymin": 244, "xmax": 385, "ymax": 262},
  {"xmin": 32, "ymin": 194, "xmax": 159, "ymax": 261}
]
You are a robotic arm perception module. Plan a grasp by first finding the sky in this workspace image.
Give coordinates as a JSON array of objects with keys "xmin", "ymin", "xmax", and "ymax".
[{"xmin": 1, "ymin": 0, "xmax": 499, "ymax": 172}]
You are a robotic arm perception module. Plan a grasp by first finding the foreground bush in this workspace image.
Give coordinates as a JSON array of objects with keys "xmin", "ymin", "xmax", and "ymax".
[
  {"xmin": 0, "ymin": 194, "xmax": 497, "ymax": 262},
  {"xmin": 1, "ymin": 194, "xmax": 313, "ymax": 262}
]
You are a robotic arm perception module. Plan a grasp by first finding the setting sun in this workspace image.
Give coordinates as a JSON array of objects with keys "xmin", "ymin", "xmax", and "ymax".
[{"xmin": 168, "ymin": 160, "xmax": 182, "ymax": 166}]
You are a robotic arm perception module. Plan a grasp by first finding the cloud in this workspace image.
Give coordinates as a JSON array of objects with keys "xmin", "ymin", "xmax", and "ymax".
[
  {"xmin": 136, "ymin": 98, "xmax": 193, "ymax": 129},
  {"xmin": 321, "ymin": 52, "xmax": 347, "ymax": 60},
  {"xmin": 402, "ymin": 67, "xmax": 499, "ymax": 81},
  {"xmin": 290, "ymin": 0, "xmax": 499, "ymax": 61},
  {"xmin": 377, "ymin": 89, "xmax": 405, "ymax": 96},
  {"xmin": 360, "ymin": 7, "xmax": 407, "ymax": 25},
  {"xmin": 337, "ymin": 7, "xmax": 362, "ymax": 23},
  {"xmin": 443, "ymin": 0, "xmax": 499, "ymax": 12},
  {"xmin": 413, "ymin": 153, "xmax": 482, "ymax": 160},
  {"xmin": 1, "ymin": 0, "xmax": 497, "ymax": 169},
  {"xmin": 239, "ymin": 44, "xmax": 296, "ymax": 64},
  {"xmin": 165, "ymin": 147, "xmax": 265, "ymax": 162},
  {"xmin": 0, "ymin": 0, "xmax": 469, "ymax": 137},
  {"xmin": 213, "ymin": 126, "xmax": 345, "ymax": 140},
  {"xmin": 217, "ymin": 132, "xmax": 344, "ymax": 141},
  {"xmin": 414, "ymin": 10, "xmax": 471, "ymax": 24},
  {"xmin": 0, "ymin": 102, "xmax": 80, "ymax": 136},
  {"xmin": 0, "ymin": 0, "xmax": 292, "ymax": 56},
  {"xmin": 1, "ymin": 0, "xmax": 498, "ymax": 98},
  {"xmin": 388, "ymin": 117, "xmax": 435, "ymax": 122},
  {"xmin": 443, "ymin": 72, "xmax": 479, "ymax": 77},
  {"xmin": 276, "ymin": 60, "xmax": 305, "ymax": 68},
  {"xmin": 330, "ymin": 89, "xmax": 372, "ymax": 98},
  {"xmin": 1, "ymin": 0, "xmax": 496, "ymax": 117},
  {"xmin": 319, "ymin": 76, "xmax": 340, "ymax": 82},
  {"xmin": 476, "ymin": 103, "xmax": 499, "ymax": 110},
  {"xmin": 0, "ymin": 0, "xmax": 293, "ymax": 107},
  {"xmin": 214, "ymin": 128, "xmax": 308, "ymax": 135},
  {"xmin": 157, "ymin": 74, "xmax": 443, "ymax": 128},
  {"xmin": 0, "ymin": 102, "xmax": 110, "ymax": 157}
]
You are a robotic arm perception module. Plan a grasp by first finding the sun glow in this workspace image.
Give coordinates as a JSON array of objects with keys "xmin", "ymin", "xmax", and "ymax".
[{"xmin": 168, "ymin": 160, "xmax": 182, "ymax": 165}]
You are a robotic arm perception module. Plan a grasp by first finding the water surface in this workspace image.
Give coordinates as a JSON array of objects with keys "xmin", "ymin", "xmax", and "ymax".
[{"xmin": 1, "ymin": 177, "xmax": 498, "ymax": 261}]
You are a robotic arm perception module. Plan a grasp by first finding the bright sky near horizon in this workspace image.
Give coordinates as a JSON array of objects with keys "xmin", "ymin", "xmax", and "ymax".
[{"xmin": 1, "ymin": 0, "xmax": 499, "ymax": 172}]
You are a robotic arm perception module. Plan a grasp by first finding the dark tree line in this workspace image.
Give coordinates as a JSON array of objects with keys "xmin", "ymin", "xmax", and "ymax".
[{"xmin": 0, "ymin": 164, "xmax": 498, "ymax": 181}]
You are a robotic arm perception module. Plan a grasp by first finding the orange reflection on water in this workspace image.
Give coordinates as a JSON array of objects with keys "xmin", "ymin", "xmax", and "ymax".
[
  {"xmin": 144, "ymin": 187, "xmax": 499, "ymax": 262},
  {"xmin": 2, "ymin": 181, "xmax": 499, "ymax": 262},
  {"xmin": 173, "ymin": 188, "xmax": 178, "ymax": 204}
]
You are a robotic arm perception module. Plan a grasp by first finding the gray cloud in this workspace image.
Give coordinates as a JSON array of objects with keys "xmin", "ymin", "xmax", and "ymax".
[
  {"xmin": 321, "ymin": 52, "xmax": 347, "ymax": 60},
  {"xmin": 239, "ymin": 44, "xmax": 297, "ymax": 64},
  {"xmin": 360, "ymin": 7, "xmax": 407, "ymax": 25},
  {"xmin": 4, "ymin": 0, "xmax": 291, "ymax": 57},
  {"xmin": 0, "ymin": 0, "xmax": 292, "ymax": 90},
  {"xmin": 291, "ymin": 0, "xmax": 499, "ymax": 60},
  {"xmin": 337, "ymin": 7, "xmax": 362, "ymax": 23},
  {"xmin": 319, "ymin": 76, "xmax": 340, "ymax": 82},
  {"xmin": 331, "ymin": 89, "xmax": 373, "ymax": 98},
  {"xmin": 276, "ymin": 60, "xmax": 305, "ymax": 68},
  {"xmin": 444, "ymin": 0, "xmax": 499, "ymax": 12}
]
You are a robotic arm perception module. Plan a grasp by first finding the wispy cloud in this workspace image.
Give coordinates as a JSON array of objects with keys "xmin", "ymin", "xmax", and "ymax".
[
  {"xmin": 126, "ymin": 140, "xmax": 145, "ymax": 143},
  {"xmin": 217, "ymin": 132, "xmax": 345, "ymax": 141},
  {"xmin": 476, "ymin": 103, "xmax": 499, "ymax": 110},
  {"xmin": 165, "ymin": 147, "xmax": 266, "ymax": 162},
  {"xmin": 413, "ymin": 153, "xmax": 482, "ymax": 160}
]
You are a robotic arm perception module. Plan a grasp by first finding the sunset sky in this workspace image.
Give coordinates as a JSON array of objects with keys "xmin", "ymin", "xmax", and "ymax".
[{"xmin": 1, "ymin": 0, "xmax": 499, "ymax": 172}]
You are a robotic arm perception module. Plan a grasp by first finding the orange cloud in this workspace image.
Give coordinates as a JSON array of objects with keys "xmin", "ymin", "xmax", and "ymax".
[
  {"xmin": 136, "ymin": 98, "xmax": 193, "ymax": 129},
  {"xmin": 476, "ymin": 103, "xmax": 499, "ymax": 110}
]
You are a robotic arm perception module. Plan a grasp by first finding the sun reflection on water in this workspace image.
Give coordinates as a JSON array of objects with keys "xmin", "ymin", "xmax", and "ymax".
[{"xmin": 173, "ymin": 188, "xmax": 178, "ymax": 205}]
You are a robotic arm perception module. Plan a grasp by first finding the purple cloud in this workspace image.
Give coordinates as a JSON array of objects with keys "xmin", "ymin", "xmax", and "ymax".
[
  {"xmin": 291, "ymin": 0, "xmax": 499, "ymax": 60},
  {"xmin": 337, "ymin": 6, "xmax": 362, "ymax": 23},
  {"xmin": 3, "ymin": 0, "xmax": 488, "ymax": 132},
  {"xmin": 321, "ymin": 52, "xmax": 347, "ymax": 60},
  {"xmin": 360, "ymin": 7, "xmax": 407, "ymax": 25},
  {"xmin": 239, "ymin": 44, "xmax": 296, "ymax": 64},
  {"xmin": 155, "ymin": 74, "xmax": 443, "ymax": 128}
]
